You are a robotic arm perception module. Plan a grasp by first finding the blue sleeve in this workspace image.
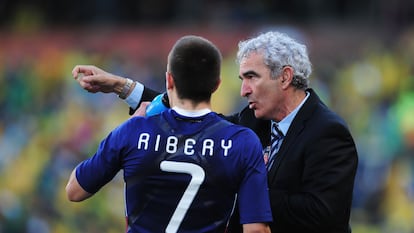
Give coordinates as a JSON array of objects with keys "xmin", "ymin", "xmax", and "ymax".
[
  {"xmin": 75, "ymin": 123, "xmax": 128, "ymax": 194},
  {"xmin": 237, "ymin": 130, "xmax": 273, "ymax": 224}
]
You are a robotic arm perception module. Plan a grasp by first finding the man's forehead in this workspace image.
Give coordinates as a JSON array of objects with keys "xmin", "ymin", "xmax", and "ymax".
[
  {"xmin": 240, "ymin": 53, "xmax": 266, "ymax": 70},
  {"xmin": 244, "ymin": 49, "xmax": 265, "ymax": 59}
]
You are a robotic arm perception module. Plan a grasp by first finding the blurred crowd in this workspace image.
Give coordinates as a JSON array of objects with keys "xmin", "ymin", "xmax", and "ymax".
[{"xmin": 1, "ymin": 22, "xmax": 414, "ymax": 233}]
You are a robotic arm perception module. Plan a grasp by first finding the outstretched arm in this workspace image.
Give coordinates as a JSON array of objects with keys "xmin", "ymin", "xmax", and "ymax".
[
  {"xmin": 72, "ymin": 65, "xmax": 133, "ymax": 96},
  {"xmin": 72, "ymin": 65, "xmax": 160, "ymax": 113}
]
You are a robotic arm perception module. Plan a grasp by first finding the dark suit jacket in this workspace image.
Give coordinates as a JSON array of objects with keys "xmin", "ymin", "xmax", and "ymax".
[{"xmin": 137, "ymin": 88, "xmax": 358, "ymax": 233}]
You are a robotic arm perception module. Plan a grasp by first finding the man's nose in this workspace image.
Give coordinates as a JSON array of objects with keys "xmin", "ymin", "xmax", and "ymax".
[{"xmin": 240, "ymin": 80, "xmax": 251, "ymax": 97}]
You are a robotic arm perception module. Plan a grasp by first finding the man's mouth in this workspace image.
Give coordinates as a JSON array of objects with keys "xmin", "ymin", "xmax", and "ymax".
[{"xmin": 248, "ymin": 101, "xmax": 256, "ymax": 109}]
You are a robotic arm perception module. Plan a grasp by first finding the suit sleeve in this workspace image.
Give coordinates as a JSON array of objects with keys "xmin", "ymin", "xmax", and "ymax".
[{"xmin": 128, "ymin": 86, "xmax": 161, "ymax": 115}]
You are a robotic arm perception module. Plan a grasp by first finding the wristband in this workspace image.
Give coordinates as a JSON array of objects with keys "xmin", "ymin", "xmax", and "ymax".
[{"xmin": 118, "ymin": 78, "xmax": 133, "ymax": 99}]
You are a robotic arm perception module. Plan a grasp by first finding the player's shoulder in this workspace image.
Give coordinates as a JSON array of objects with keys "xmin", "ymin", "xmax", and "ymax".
[
  {"xmin": 215, "ymin": 117, "xmax": 259, "ymax": 139},
  {"xmin": 121, "ymin": 115, "xmax": 159, "ymax": 131}
]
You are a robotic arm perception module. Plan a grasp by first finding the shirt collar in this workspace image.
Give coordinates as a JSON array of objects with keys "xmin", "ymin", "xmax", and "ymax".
[
  {"xmin": 274, "ymin": 91, "xmax": 310, "ymax": 136},
  {"xmin": 172, "ymin": 106, "xmax": 211, "ymax": 117}
]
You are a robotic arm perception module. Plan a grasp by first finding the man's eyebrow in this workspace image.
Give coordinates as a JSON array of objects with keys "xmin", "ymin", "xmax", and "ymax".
[{"xmin": 240, "ymin": 70, "xmax": 260, "ymax": 77}]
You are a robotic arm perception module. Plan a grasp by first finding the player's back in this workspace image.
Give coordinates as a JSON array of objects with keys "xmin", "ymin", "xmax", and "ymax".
[{"xmin": 121, "ymin": 109, "xmax": 268, "ymax": 233}]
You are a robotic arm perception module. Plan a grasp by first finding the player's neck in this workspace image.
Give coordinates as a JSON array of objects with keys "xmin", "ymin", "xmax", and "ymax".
[
  {"xmin": 172, "ymin": 99, "xmax": 211, "ymax": 112},
  {"xmin": 168, "ymin": 90, "xmax": 212, "ymax": 111}
]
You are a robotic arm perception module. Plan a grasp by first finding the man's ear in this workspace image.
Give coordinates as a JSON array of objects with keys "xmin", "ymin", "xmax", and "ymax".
[
  {"xmin": 212, "ymin": 78, "xmax": 221, "ymax": 93},
  {"xmin": 281, "ymin": 66, "xmax": 293, "ymax": 88},
  {"xmin": 166, "ymin": 72, "xmax": 174, "ymax": 90}
]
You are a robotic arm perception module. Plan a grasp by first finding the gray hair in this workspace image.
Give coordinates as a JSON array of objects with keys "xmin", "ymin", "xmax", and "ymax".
[{"xmin": 236, "ymin": 31, "xmax": 312, "ymax": 89}]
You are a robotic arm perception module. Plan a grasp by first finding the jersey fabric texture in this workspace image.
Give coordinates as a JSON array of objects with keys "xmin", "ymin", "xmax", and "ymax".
[{"xmin": 75, "ymin": 109, "xmax": 272, "ymax": 233}]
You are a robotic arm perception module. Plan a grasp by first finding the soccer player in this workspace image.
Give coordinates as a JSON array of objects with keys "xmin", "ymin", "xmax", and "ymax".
[{"xmin": 65, "ymin": 35, "xmax": 272, "ymax": 233}]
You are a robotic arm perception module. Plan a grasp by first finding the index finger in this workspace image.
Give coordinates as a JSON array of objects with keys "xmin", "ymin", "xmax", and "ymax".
[{"xmin": 72, "ymin": 65, "xmax": 94, "ymax": 78}]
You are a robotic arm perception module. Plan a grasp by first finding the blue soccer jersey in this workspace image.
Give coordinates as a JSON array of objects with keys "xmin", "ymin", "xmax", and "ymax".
[{"xmin": 75, "ymin": 109, "xmax": 272, "ymax": 233}]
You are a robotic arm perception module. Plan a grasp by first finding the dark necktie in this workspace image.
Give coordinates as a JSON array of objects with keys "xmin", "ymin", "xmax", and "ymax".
[{"xmin": 266, "ymin": 122, "xmax": 284, "ymax": 171}]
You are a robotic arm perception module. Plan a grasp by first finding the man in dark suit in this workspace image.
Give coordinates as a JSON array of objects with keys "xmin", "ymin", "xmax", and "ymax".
[{"xmin": 72, "ymin": 31, "xmax": 358, "ymax": 233}]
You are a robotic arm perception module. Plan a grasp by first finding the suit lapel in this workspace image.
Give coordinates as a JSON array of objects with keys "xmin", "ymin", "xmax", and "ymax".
[{"xmin": 267, "ymin": 89, "xmax": 320, "ymax": 183}]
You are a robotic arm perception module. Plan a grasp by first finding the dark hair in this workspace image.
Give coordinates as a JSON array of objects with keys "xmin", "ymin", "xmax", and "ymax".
[{"xmin": 168, "ymin": 35, "xmax": 222, "ymax": 102}]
